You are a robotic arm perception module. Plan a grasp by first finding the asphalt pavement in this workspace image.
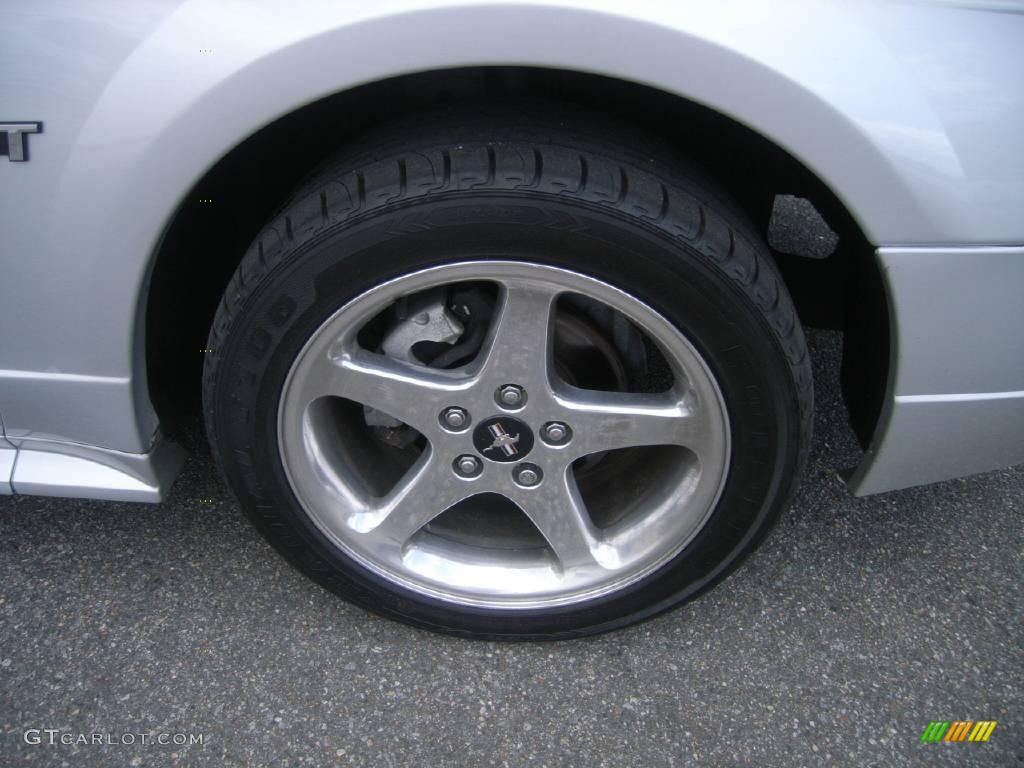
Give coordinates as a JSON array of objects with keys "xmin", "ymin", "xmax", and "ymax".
[{"xmin": 1, "ymin": 199, "xmax": 1021, "ymax": 767}]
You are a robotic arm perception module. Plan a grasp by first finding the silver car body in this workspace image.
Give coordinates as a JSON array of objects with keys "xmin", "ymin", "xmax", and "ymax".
[{"xmin": 2, "ymin": 0, "xmax": 1022, "ymax": 500}]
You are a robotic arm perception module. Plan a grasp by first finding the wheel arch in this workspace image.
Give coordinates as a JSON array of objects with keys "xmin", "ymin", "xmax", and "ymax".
[
  {"xmin": 145, "ymin": 66, "xmax": 888, "ymax": 464},
  {"xmin": 129, "ymin": 4, "xmax": 907, "ymax": 459}
]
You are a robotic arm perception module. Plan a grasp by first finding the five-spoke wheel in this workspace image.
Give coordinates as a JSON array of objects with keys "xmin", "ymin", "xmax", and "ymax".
[
  {"xmin": 204, "ymin": 115, "xmax": 810, "ymax": 637},
  {"xmin": 278, "ymin": 263, "xmax": 730, "ymax": 608}
]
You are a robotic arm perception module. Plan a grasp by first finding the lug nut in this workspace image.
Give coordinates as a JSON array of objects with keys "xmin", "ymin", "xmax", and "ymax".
[
  {"xmin": 513, "ymin": 463, "xmax": 543, "ymax": 488},
  {"xmin": 497, "ymin": 384, "xmax": 526, "ymax": 408},
  {"xmin": 440, "ymin": 406, "xmax": 470, "ymax": 431},
  {"xmin": 541, "ymin": 422, "xmax": 571, "ymax": 445},
  {"xmin": 454, "ymin": 455, "xmax": 482, "ymax": 478}
]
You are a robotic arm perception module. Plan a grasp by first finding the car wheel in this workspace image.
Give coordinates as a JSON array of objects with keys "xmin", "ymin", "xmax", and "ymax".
[{"xmin": 203, "ymin": 111, "xmax": 812, "ymax": 639}]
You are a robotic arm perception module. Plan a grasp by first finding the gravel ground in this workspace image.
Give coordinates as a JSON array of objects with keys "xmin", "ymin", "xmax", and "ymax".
[{"xmin": 1, "ymin": 199, "xmax": 1021, "ymax": 767}]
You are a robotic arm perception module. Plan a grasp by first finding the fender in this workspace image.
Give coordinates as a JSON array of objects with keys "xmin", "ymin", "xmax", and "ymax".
[{"xmin": 1, "ymin": 0, "xmax": 1021, "ymax": 463}]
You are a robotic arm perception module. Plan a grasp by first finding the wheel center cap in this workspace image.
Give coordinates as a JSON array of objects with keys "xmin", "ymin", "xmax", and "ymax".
[{"xmin": 473, "ymin": 416, "xmax": 534, "ymax": 463}]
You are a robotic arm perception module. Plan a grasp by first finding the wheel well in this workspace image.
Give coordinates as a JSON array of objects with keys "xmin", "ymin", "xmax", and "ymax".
[{"xmin": 146, "ymin": 66, "xmax": 887, "ymax": 448}]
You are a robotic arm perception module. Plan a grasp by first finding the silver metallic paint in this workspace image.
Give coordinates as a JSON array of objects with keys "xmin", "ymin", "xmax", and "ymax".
[
  {"xmin": 0, "ymin": 413, "xmax": 12, "ymax": 494},
  {"xmin": 0, "ymin": 440, "xmax": 14, "ymax": 495},
  {"xmin": 1, "ymin": 0, "xmax": 1022, "ymax": 499},
  {"xmin": 9, "ymin": 437, "xmax": 186, "ymax": 502},
  {"xmin": 850, "ymin": 246, "xmax": 1024, "ymax": 495}
]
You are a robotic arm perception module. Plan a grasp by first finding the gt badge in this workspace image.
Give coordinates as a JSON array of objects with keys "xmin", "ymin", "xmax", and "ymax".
[{"xmin": 1, "ymin": 122, "xmax": 42, "ymax": 162}]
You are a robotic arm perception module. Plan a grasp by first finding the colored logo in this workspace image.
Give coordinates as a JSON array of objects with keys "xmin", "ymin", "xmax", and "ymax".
[{"xmin": 920, "ymin": 721, "xmax": 997, "ymax": 742}]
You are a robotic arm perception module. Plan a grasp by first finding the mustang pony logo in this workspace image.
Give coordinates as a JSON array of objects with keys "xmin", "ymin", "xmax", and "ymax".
[{"xmin": 484, "ymin": 423, "xmax": 520, "ymax": 457}]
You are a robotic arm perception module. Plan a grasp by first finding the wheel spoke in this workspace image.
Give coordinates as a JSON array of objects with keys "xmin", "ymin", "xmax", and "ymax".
[
  {"xmin": 472, "ymin": 281, "xmax": 558, "ymax": 385},
  {"xmin": 300, "ymin": 349, "xmax": 470, "ymax": 433},
  {"xmin": 512, "ymin": 470, "xmax": 618, "ymax": 572},
  {"xmin": 351, "ymin": 451, "xmax": 473, "ymax": 545},
  {"xmin": 558, "ymin": 389, "xmax": 713, "ymax": 458}
]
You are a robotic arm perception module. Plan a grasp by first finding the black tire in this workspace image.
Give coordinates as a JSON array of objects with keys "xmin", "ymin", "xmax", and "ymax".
[{"xmin": 203, "ymin": 107, "xmax": 812, "ymax": 640}]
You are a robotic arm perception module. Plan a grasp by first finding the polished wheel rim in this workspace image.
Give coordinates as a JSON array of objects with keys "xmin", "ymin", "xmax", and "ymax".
[{"xmin": 278, "ymin": 261, "xmax": 730, "ymax": 609}]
